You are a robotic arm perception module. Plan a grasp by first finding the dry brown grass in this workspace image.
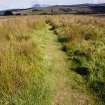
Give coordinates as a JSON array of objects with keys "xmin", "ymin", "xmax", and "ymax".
[{"xmin": 0, "ymin": 16, "xmax": 54, "ymax": 105}]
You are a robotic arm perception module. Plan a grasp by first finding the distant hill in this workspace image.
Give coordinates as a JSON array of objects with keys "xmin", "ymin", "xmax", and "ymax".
[
  {"xmin": 32, "ymin": 4, "xmax": 49, "ymax": 8},
  {"xmin": 32, "ymin": 4, "xmax": 41, "ymax": 8},
  {"xmin": 1, "ymin": 3, "xmax": 105, "ymax": 15},
  {"xmin": 43, "ymin": 3, "xmax": 105, "ymax": 14}
]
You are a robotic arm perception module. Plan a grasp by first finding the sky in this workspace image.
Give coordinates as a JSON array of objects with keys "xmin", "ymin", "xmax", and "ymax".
[{"xmin": 0, "ymin": 0, "xmax": 105, "ymax": 10}]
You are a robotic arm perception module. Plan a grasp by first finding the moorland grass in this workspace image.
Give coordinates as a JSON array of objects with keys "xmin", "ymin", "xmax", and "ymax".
[
  {"xmin": 0, "ymin": 15, "xmax": 105, "ymax": 105},
  {"xmin": 0, "ymin": 17, "xmax": 56, "ymax": 105},
  {"xmin": 46, "ymin": 15, "xmax": 105, "ymax": 104}
]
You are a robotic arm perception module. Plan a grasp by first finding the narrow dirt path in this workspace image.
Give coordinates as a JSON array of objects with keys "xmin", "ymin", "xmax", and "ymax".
[{"xmin": 34, "ymin": 24, "xmax": 96, "ymax": 105}]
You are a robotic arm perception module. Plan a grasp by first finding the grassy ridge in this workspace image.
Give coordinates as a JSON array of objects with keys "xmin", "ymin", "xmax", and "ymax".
[{"xmin": 46, "ymin": 15, "xmax": 105, "ymax": 104}]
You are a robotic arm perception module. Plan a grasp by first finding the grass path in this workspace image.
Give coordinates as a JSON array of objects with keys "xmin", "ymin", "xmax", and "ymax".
[{"xmin": 33, "ymin": 24, "xmax": 96, "ymax": 105}]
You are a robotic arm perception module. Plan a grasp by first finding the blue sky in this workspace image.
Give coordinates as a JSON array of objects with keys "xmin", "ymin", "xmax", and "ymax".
[{"xmin": 0, "ymin": 0, "xmax": 105, "ymax": 10}]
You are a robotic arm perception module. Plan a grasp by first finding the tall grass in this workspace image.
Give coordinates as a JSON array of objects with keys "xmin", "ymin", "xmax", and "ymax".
[
  {"xmin": 46, "ymin": 15, "xmax": 105, "ymax": 104},
  {"xmin": 1, "ymin": 15, "xmax": 105, "ymax": 105},
  {"xmin": 0, "ymin": 16, "xmax": 53, "ymax": 105}
]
